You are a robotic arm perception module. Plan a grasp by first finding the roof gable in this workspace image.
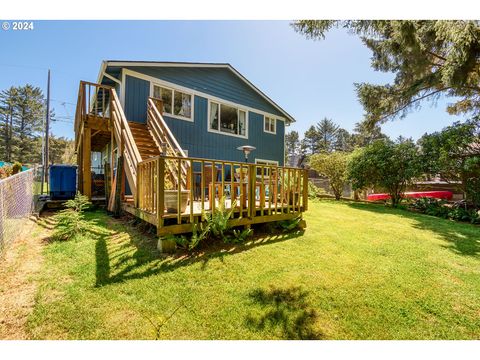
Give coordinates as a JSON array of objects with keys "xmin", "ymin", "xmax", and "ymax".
[{"xmin": 100, "ymin": 61, "xmax": 294, "ymax": 122}]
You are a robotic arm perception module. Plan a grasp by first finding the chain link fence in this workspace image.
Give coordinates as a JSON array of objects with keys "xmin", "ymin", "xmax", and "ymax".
[{"xmin": 0, "ymin": 166, "xmax": 40, "ymax": 257}]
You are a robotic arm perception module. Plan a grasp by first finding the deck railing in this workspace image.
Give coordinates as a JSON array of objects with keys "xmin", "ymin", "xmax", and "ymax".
[{"xmin": 136, "ymin": 155, "xmax": 308, "ymax": 232}]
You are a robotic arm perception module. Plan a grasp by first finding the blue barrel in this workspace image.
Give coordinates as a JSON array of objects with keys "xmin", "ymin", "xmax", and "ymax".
[{"xmin": 49, "ymin": 165, "xmax": 77, "ymax": 200}]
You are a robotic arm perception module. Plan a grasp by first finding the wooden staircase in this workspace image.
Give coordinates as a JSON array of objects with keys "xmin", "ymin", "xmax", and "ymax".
[{"xmin": 128, "ymin": 122, "xmax": 161, "ymax": 160}]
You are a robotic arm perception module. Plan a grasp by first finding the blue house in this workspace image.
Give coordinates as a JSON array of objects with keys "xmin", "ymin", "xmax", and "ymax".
[
  {"xmin": 96, "ymin": 60, "xmax": 294, "ymax": 166},
  {"xmin": 75, "ymin": 60, "xmax": 307, "ymax": 237}
]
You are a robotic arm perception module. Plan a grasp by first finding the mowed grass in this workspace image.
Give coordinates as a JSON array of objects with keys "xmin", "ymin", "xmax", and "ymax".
[{"xmin": 27, "ymin": 201, "xmax": 480, "ymax": 339}]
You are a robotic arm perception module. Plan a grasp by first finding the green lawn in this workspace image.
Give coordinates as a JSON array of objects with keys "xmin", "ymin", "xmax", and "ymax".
[{"xmin": 27, "ymin": 201, "xmax": 480, "ymax": 339}]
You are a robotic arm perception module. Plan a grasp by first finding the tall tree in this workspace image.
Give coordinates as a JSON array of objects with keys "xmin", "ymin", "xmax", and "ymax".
[
  {"xmin": 351, "ymin": 121, "xmax": 388, "ymax": 147},
  {"xmin": 334, "ymin": 128, "xmax": 354, "ymax": 152},
  {"xmin": 316, "ymin": 118, "xmax": 340, "ymax": 153},
  {"xmin": 302, "ymin": 125, "xmax": 320, "ymax": 155},
  {"xmin": 0, "ymin": 87, "xmax": 19, "ymax": 162},
  {"xmin": 13, "ymin": 85, "xmax": 45, "ymax": 163},
  {"xmin": 293, "ymin": 20, "xmax": 480, "ymax": 127},
  {"xmin": 285, "ymin": 130, "xmax": 301, "ymax": 164}
]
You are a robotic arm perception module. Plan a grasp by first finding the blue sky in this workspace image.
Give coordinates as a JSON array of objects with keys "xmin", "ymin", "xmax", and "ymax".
[{"xmin": 0, "ymin": 20, "xmax": 464, "ymax": 140}]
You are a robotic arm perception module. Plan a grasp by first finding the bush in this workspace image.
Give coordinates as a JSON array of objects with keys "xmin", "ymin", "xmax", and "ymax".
[
  {"xmin": 52, "ymin": 192, "xmax": 92, "ymax": 241},
  {"xmin": 172, "ymin": 196, "xmax": 253, "ymax": 251},
  {"xmin": 410, "ymin": 197, "xmax": 480, "ymax": 224},
  {"xmin": 307, "ymin": 181, "xmax": 325, "ymax": 200},
  {"xmin": 12, "ymin": 162, "xmax": 22, "ymax": 175},
  {"xmin": 0, "ymin": 165, "xmax": 13, "ymax": 179}
]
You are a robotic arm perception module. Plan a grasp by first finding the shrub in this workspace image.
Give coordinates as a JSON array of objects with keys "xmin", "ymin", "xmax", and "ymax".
[
  {"xmin": 171, "ymin": 196, "xmax": 254, "ymax": 251},
  {"xmin": 410, "ymin": 197, "xmax": 480, "ymax": 224},
  {"xmin": 0, "ymin": 165, "xmax": 13, "ymax": 179},
  {"xmin": 12, "ymin": 162, "xmax": 22, "ymax": 175},
  {"xmin": 52, "ymin": 192, "xmax": 92, "ymax": 241},
  {"xmin": 309, "ymin": 152, "xmax": 349, "ymax": 200}
]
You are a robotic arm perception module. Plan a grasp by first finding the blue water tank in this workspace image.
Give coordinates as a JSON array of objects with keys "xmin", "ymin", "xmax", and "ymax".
[{"xmin": 49, "ymin": 165, "xmax": 77, "ymax": 200}]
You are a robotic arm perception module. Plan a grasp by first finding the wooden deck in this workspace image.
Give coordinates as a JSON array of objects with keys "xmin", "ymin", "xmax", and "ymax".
[{"xmin": 74, "ymin": 80, "xmax": 308, "ymax": 236}]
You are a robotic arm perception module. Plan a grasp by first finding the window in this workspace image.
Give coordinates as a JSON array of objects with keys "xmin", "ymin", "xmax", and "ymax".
[
  {"xmin": 209, "ymin": 101, "xmax": 247, "ymax": 137},
  {"xmin": 255, "ymin": 159, "xmax": 279, "ymax": 178},
  {"xmin": 264, "ymin": 116, "xmax": 276, "ymax": 134},
  {"xmin": 153, "ymin": 84, "xmax": 192, "ymax": 120}
]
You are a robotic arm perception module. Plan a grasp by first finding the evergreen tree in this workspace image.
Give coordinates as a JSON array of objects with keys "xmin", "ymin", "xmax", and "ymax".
[
  {"xmin": 0, "ymin": 87, "xmax": 19, "ymax": 162},
  {"xmin": 293, "ymin": 20, "xmax": 480, "ymax": 127},
  {"xmin": 316, "ymin": 118, "xmax": 339, "ymax": 153},
  {"xmin": 351, "ymin": 121, "xmax": 388, "ymax": 147},
  {"xmin": 285, "ymin": 130, "xmax": 301, "ymax": 164},
  {"xmin": 334, "ymin": 128, "xmax": 354, "ymax": 152},
  {"xmin": 302, "ymin": 125, "xmax": 320, "ymax": 155}
]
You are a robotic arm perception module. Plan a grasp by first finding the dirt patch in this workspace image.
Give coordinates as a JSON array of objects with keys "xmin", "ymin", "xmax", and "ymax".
[{"xmin": 0, "ymin": 216, "xmax": 50, "ymax": 339}]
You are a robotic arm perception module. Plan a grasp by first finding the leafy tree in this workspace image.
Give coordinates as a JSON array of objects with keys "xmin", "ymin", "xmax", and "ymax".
[
  {"xmin": 418, "ymin": 118, "xmax": 480, "ymax": 206},
  {"xmin": 316, "ymin": 117, "xmax": 340, "ymax": 153},
  {"xmin": 49, "ymin": 135, "xmax": 74, "ymax": 165},
  {"xmin": 347, "ymin": 139, "xmax": 423, "ymax": 207},
  {"xmin": 309, "ymin": 152, "xmax": 350, "ymax": 200},
  {"xmin": 293, "ymin": 20, "xmax": 480, "ymax": 127},
  {"xmin": 61, "ymin": 139, "xmax": 76, "ymax": 165}
]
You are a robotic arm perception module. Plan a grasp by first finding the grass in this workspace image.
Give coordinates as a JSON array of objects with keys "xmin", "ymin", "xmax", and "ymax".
[{"xmin": 24, "ymin": 200, "xmax": 480, "ymax": 339}]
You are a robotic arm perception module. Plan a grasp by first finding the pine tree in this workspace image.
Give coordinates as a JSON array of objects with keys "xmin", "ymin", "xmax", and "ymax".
[
  {"xmin": 293, "ymin": 20, "xmax": 480, "ymax": 126},
  {"xmin": 12, "ymin": 85, "xmax": 45, "ymax": 163},
  {"xmin": 316, "ymin": 118, "xmax": 339, "ymax": 153},
  {"xmin": 302, "ymin": 125, "xmax": 320, "ymax": 155},
  {"xmin": 0, "ymin": 87, "xmax": 19, "ymax": 162}
]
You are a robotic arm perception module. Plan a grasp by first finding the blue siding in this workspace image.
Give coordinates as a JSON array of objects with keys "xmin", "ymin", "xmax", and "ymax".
[
  {"xmin": 164, "ymin": 96, "xmax": 285, "ymax": 165},
  {"xmin": 126, "ymin": 66, "xmax": 285, "ymax": 118},
  {"xmin": 124, "ymin": 75, "xmax": 149, "ymax": 123}
]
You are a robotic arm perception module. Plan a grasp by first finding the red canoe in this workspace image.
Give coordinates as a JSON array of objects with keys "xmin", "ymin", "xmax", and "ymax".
[{"xmin": 367, "ymin": 191, "xmax": 453, "ymax": 201}]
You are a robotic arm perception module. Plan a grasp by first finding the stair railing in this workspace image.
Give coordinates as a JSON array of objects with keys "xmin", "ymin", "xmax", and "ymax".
[{"xmin": 146, "ymin": 97, "xmax": 188, "ymax": 189}]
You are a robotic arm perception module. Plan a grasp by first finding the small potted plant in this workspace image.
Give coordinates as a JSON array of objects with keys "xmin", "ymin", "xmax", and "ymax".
[{"xmin": 164, "ymin": 176, "xmax": 190, "ymax": 214}]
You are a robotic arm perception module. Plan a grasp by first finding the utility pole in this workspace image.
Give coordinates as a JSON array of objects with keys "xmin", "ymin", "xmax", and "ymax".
[{"xmin": 42, "ymin": 69, "xmax": 51, "ymax": 194}]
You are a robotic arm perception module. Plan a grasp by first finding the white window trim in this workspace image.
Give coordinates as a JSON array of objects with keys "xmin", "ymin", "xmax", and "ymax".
[
  {"xmin": 151, "ymin": 83, "xmax": 194, "ymax": 122},
  {"xmin": 263, "ymin": 116, "xmax": 277, "ymax": 134},
  {"xmin": 255, "ymin": 158, "xmax": 279, "ymax": 165},
  {"xmin": 207, "ymin": 99, "xmax": 249, "ymax": 139}
]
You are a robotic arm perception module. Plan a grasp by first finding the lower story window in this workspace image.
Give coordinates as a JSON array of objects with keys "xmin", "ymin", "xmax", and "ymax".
[{"xmin": 209, "ymin": 101, "xmax": 247, "ymax": 137}]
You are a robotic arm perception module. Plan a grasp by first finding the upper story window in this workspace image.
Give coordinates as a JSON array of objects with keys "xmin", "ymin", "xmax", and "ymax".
[
  {"xmin": 209, "ymin": 101, "xmax": 247, "ymax": 138},
  {"xmin": 264, "ymin": 116, "xmax": 276, "ymax": 134},
  {"xmin": 153, "ymin": 84, "xmax": 192, "ymax": 121}
]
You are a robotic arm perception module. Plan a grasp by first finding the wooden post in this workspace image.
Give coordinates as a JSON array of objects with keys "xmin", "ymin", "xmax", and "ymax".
[
  {"xmin": 157, "ymin": 157, "xmax": 165, "ymax": 232},
  {"xmin": 303, "ymin": 169, "xmax": 309, "ymax": 211},
  {"xmin": 248, "ymin": 164, "xmax": 256, "ymax": 219},
  {"xmin": 82, "ymin": 127, "xmax": 92, "ymax": 199},
  {"xmin": 77, "ymin": 141, "xmax": 83, "ymax": 194}
]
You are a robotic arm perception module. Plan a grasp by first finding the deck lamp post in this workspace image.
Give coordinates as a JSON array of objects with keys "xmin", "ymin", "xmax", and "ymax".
[{"xmin": 237, "ymin": 145, "xmax": 256, "ymax": 163}]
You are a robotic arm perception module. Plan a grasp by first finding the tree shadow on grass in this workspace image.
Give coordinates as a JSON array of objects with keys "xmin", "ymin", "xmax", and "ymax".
[
  {"xmin": 245, "ymin": 286, "xmax": 323, "ymax": 340},
  {"xmin": 94, "ymin": 216, "xmax": 305, "ymax": 287},
  {"xmin": 344, "ymin": 201, "xmax": 480, "ymax": 257}
]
